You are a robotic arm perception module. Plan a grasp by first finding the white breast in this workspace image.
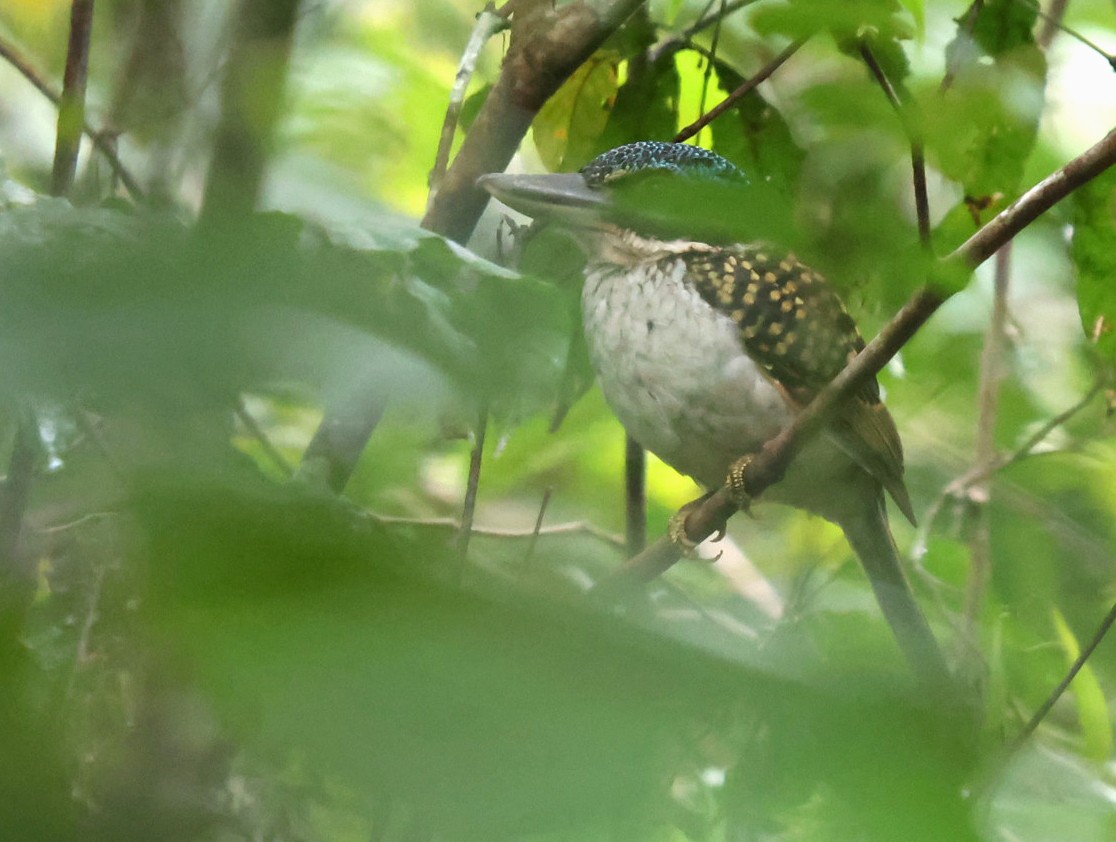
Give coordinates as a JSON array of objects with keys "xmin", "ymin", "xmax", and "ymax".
[{"xmin": 581, "ymin": 253, "xmax": 794, "ymax": 489}]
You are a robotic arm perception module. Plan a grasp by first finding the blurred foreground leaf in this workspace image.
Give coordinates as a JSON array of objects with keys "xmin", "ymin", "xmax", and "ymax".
[
  {"xmin": 126, "ymin": 465, "xmax": 981, "ymax": 840},
  {"xmin": 0, "ymin": 203, "xmax": 568, "ymax": 421}
]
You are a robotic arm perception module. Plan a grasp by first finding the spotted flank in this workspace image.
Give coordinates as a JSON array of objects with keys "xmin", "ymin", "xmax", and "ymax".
[
  {"xmin": 581, "ymin": 141, "xmax": 747, "ymax": 188},
  {"xmin": 683, "ymin": 247, "xmax": 876, "ymax": 403}
]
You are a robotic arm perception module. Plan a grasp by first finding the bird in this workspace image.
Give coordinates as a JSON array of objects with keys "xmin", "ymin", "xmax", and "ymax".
[{"xmin": 478, "ymin": 141, "xmax": 951, "ymax": 690}]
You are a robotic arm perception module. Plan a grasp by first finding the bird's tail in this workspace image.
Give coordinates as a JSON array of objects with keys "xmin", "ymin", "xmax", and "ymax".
[{"xmin": 841, "ymin": 497, "xmax": 953, "ymax": 694}]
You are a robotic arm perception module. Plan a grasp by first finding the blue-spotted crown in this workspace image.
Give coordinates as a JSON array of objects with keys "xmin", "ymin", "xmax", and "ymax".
[{"xmin": 580, "ymin": 141, "xmax": 748, "ymax": 188}]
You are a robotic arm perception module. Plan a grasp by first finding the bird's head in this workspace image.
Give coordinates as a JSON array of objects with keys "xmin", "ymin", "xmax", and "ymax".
[{"xmin": 479, "ymin": 141, "xmax": 755, "ymax": 248}]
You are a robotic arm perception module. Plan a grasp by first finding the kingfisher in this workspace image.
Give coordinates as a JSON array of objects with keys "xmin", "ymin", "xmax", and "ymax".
[{"xmin": 479, "ymin": 141, "xmax": 950, "ymax": 688}]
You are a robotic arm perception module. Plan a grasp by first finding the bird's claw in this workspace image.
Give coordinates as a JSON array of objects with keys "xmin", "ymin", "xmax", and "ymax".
[
  {"xmin": 668, "ymin": 495, "xmax": 725, "ymax": 560},
  {"xmin": 725, "ymin": 454, "xmax": 755, "ymax": 511},
  {"xmin": 668, "ymin": 509, "xmax": 702, "ymax": 558}
]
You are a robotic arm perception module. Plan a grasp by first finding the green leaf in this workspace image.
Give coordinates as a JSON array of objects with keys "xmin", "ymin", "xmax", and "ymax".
[
  {"xmin": 1051, "ymin": 607, "xmax": 1114, "ymax": 762},
  {"xmin": 0, "ymin": 205, "xmax": 567, "ymax": 420},
  {"xmin": 752, "ymin": 0, "xmax": 917, "ymax": 42},
  {"xmin": 922, "ymin": 44, "xmax": 1046, "ymax": 200},
  {"xmin": 1072, "ymin": 167, "xmax": 1116, "ymax": 362},
  {"xmin": 459, "ymin": 82, "xmax": 492, "ymax": 133},
  {"xmin": 710, "ymin": 60, "xmax": 806, "ymax": 192},
  {"xmin": 533, "ymin": 51, "xmax": 622, "ymax": 173},
  {"xmin": 599, "ymin": 53, "xmax": 680, "ymax": 149},
  {"xmin": 970, "ymin": 0, "xmax": 1038, "ymax": 55}
]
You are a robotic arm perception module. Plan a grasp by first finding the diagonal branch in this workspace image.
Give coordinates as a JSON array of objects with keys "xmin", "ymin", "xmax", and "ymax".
[
  {"xmin": 596, "ymin": 125, "xmax": 1116, "ymax": 593},
  {"xmin": 674, "ymin": 38, "xmax": 806, "ymax": 143}
]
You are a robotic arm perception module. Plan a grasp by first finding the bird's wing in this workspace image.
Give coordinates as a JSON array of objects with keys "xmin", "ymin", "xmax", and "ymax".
[{"xmin": 682, "ymin": 246, "xmax": 915, "ymax": 524}]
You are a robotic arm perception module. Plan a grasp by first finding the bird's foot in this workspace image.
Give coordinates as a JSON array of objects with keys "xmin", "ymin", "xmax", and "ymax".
[
  {"xmin": 668, "ymin": 493, "xmax": 725, "ymax": 559},
  {"xmin": 725, "ymin": 454, "xmax": 755, "ymax": 511}
]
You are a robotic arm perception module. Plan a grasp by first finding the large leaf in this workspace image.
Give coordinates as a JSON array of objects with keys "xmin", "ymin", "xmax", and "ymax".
[
  {"xmin": 533, "ymin": 51, "xmax": 622, "ymax": 173},
  {"xmin": 129, "ymin": 465, "xmax": 980, "ymax": 841},
  {"xmin": 931, "ymin": 1, "xmax": 1046, "ymax": 202},
  {"xmin": 0, "ymin": 202, "xmax": 569, "ymax": 420},
  {"xmin": 711, "ymin": 59, "xmax": 806, "ymax": 193}
]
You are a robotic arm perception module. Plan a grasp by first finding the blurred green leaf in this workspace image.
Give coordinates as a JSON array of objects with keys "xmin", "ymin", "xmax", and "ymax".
[
  {"xmin": 970, "ymin": 0, "xmax": 1038, "ymax": 56},
  {"xmin": 129, "ymin": 465, "xmax": 979, "ymax": 840},
  {"xmin": 752, "ymin": 0, "xmax": 917, "ymax": 42},
  {"xmin": 0, "ymin": 204, "xmax": 568, "ymax": 421}
]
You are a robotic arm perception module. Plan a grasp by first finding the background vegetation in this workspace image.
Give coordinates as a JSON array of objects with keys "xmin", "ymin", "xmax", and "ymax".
[{"xmin": 1, "ymin": 0, "xmax": 1115, "ymax": 839}]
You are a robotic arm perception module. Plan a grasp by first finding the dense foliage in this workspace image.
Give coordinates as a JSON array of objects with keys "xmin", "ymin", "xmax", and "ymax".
[{"xmin": 0, "ymin": 1, "xmax": 1115, "ymax": 839}]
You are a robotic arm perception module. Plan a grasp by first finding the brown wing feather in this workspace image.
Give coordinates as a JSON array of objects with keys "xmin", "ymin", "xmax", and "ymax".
[
  {"xmin": 829, "ymin": 399, "xmax": 917, "ymax": 526},
  {"xmin": 682, "ymin": 246, "xmax": 916, "ymax": 524}
]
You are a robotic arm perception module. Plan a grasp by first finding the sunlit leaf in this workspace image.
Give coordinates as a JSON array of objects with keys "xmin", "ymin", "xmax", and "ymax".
[
  {"xmin": 752, "ymin": 0, "xmax": 917, "ymax": 42},
  {"xmin": 534, "ymin": 51, "xmax": 622, "ymax": 172}
]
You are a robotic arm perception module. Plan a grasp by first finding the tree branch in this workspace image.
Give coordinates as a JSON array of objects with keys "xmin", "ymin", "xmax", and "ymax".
[
  {"xmin": 596, "ymin": 125, "xmax": 1116, "ymax": 592},
  {"xmin": 50, "ymin": 0, "xmax": 96, "ymax": 198},
  {"xmin": 426, "ymin": 3, "xmax": 510, "ymax": 213},
  {"xmin": 421, "ymin": 0, "xmax": 646, "ymax": 244},
  {"xmin": 455, "ymin": 406, "xmax": 489, "ymax": 579}
]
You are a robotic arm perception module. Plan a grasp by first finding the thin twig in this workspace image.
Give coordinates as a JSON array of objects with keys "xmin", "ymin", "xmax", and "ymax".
[
  {"xmin": 523, "ymin": 486, "xmax": 554, "ymax": 564},
  {"xmin": 596, "ymin": 125, "xmax": 1116, "ymax": 592},
  {"xmin": 1014, "ymin": 599, "xmax": 1116, "ymax": 747},
  {"xmin": 64, "ymin": 561, "xmax": 106, "ymax": 701},
  {"xmin": 649, "ymin": 0, "xmax": 759, "ymax": 65},
  {"xmin": 51, "ymin": 0, "xmax": 96, "ymax": 198},
  {"xmin": 426, "ymin": 3, "xmax": 509, "ymax": 213},
  {"xmin": 455, "ymin": 407, "xmax": 488, "ymax": 575},
  {"xmin": 1022, "ymin": 0, "xmax": 1116, "ymax": 66},
  {"xmin": 235, "ymin": 397, "xmax": 294, "ymax": 478},
  {"xmin": 0, "ymin": 32, "xmax": 144, "ymax": 199},
  {"xmin": 998, "ymin": 380, "xmax": 1105, "ymax": 473},
  {"xmin": 624, "ymin": 435, "xmax": 646, "ymax": 556},
  {"xmin": 674, "ymin": 37, "xmax": 806, "ymax": 143},
  {"xmin": 858, "ymin": 41, "xmax": 931, "ymax": 247},
  {"xmin": 372, "ymin": 511, "xmax": 623, "ymax": 547},
  {"xmin": 691, "ymin": 0, "xmax": 726, "ymax": 147},
  {"xmin": 962, "ymin": 244, "xmax": 1012, "ymax": 645}
]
